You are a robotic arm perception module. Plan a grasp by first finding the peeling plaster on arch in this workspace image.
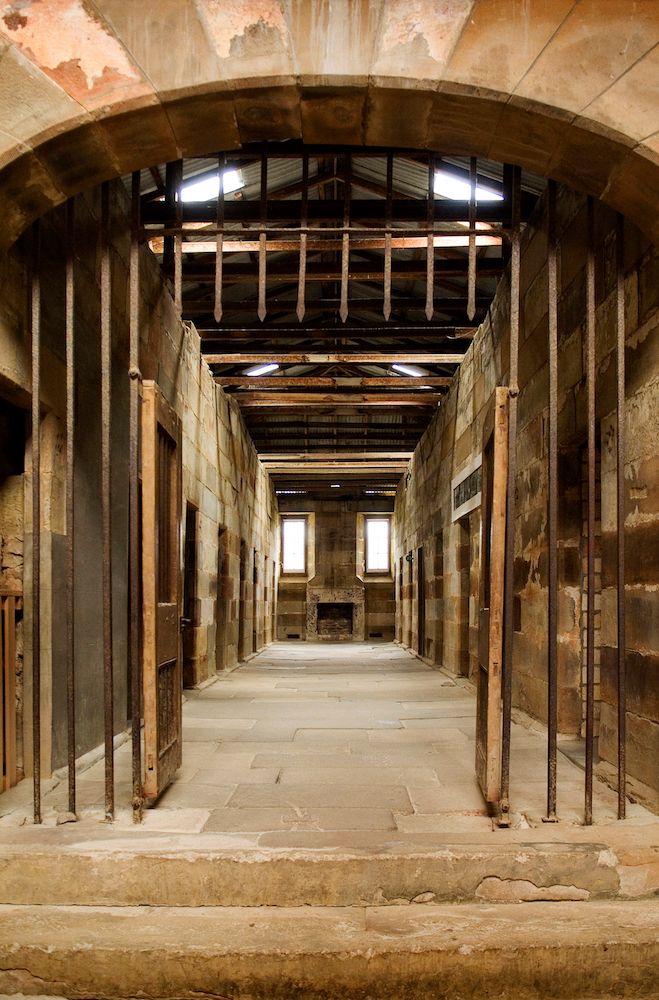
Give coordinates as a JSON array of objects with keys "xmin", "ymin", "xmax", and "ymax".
[
  {"xmin": 193, "ymin": 0, "xmax": 289, "ymax": 61},
  {"xmin": 0, "ymin": 0, "xmax": 148, "ymax": 107},
  {"xmin": 377, "ymin": 0, "xmax": 473, "ymax": 73}
]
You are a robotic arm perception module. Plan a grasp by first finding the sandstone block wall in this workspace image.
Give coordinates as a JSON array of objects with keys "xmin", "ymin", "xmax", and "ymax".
[
  {"xmin": 0, "ymin": 178, "xmax": 278, "ymax": 780},
  {"xmin": 277, "ymin": 499, "xmax": 395, "ymax": 643},
  {"xmin": 396, "ymin": 184, "xmax": 659, "ymax": 809}
]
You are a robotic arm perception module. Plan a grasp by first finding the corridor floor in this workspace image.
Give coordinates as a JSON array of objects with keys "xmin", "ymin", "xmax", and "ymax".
[
  {"xmin": 110, "ymin": 642, "xmax": 653, "ymax": 840},
  {"xmin": 3, "ymin": 642, "xmax": 653, "ymax": 840}
]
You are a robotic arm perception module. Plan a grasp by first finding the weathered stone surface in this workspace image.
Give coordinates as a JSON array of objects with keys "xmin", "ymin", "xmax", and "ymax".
[
  {"xmin": 5, "ymin": 900, "xmax": 659, "ymax": 1000},
  {"xmin": 0, "ymin": 2, "xmax": 657, "ymax": 250}
]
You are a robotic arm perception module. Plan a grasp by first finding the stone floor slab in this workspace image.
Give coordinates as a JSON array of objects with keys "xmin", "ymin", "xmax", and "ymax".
[
  {"xmin": 277, "ymin": 766, "xmax": 441, "ymax": 786},
  {"xmin": 226, "ymin": 783, "xmax": 414, "ymax": 812},
  {"xmin": 202, "ymin": 807, "xmax": 397, "ymax": 832},
  {"xmin": 189, "ymin": 768, "xmax": 280, "ymax": 786}
]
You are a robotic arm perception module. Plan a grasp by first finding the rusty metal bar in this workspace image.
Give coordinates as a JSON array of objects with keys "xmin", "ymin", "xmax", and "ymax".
[
  {"xmin": 100, "ymin": 181, "xmax": 114, "ymax": 821},
  {"xmin": 546, "ymin": 179, "xmax": 559, "ymax": 822},
  {"xmin": 467, "ymin": 157, "xmax": 477, "ymax": 321},
  {"xmin": 584, "ymin": 196, "xmax": 598, "ymax": 823},
  {"xmin": 163, "ymin": 162, "xmax": 176, "ymax": 275},
  {"xmin": 383, "ymin": 152, "xmax": 393, "ymax": 322},
  {"xmin": 616, "ymin": 212, "xmax": 627, "ymax": 820},
  {"xmin": 214, "ymin": 154, "xmax": 225, "ymax": 323},
  {"xmin": 500, "ymin": 165, "xmax": 521, "ymax": 827},
  {"xmin": 296, "ymin": 149, "xmax": 308, "ymax": 323},
  {"xmin": 189, "ymin": 296, "xmax": 487, "ymax": 317},
  {"xmin": 65, "ymin": 198, "xmax": 76, "ymax": 818},
  {"xmin": 30, "ymin": 221, "xmax": 41, "ymax": 825},
  {"xmin": 340, "ymin": 152, "xmax": 351, "ymax": 323},
  {"xmin": 258, "ymin": 142, "xmax": 268, "ymax": 322},
  {"xmin": 129, "ymin": 171, "xmax": 142, "ymax": 823},
  {"xmin": 174, "ymin": 160, "xmax": 183, "ymax": 317},
  {"xmin": 426, "ymin": 153, "xmax": 435, "ymax": 321}
]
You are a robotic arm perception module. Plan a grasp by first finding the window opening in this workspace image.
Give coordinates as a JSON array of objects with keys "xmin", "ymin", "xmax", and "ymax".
[
  {"xmin": 365, "ymin": 518, "xmax": 390, "ymax": 573},
  {"xmin": 282, "ymin": 518, "xmax": 306, "ymax": 574}
]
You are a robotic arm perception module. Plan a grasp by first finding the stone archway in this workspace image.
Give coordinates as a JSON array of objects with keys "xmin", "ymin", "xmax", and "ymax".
[{"xmin": 0, "ymin": 1, "xmax": 657, "ymax": 250}]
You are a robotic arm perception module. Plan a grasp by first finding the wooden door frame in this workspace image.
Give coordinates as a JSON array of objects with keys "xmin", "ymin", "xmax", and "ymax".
[
  {"xmin": 475, "ymin": 386, "xmax": 508, "ymax": 805},
  {"xmin": 141, "ymin": 380, "xmax": 183, "ymax": 800}
]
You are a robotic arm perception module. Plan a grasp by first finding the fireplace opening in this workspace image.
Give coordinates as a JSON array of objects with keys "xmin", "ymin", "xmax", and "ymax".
[{"xmin": 317, "ymin": 602, "xmax": 353, "ymax": 640}]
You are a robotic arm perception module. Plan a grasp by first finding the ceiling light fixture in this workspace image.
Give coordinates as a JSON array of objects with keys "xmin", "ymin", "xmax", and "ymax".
[{"xmin": 392, "ymin": 363, "xmax": 425, "ymax": 377}]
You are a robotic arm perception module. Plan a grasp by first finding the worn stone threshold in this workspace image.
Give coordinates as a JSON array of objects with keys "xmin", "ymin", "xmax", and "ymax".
[
  {"xmin": 3, "ymin": 900, "xmax": 659, "ymax": 1000},
  {"xmin": 1, "ymin": 819, "xmax": 659, "ymax": 907}
]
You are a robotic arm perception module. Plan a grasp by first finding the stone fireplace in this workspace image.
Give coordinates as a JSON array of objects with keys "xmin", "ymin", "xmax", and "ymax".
[
  {"xmin": 317, "ymin": 602, "xmax": 354, "ymax": 639},
  {"xmin": 306, "ymin": 587, "xmax": 365, "ymax": 641}
]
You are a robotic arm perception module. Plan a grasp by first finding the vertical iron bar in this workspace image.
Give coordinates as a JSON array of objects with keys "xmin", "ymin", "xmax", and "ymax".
[
  {"xmin": 174, "ymin": 160, "xmax": 182, "ymax": 317},
  {"xmin": 31, "ymin": 221, "xmax": 41, "ymax": 825},
  {"xmin": 296, "ymin": 149, "xmax": 308, "ymax": 323},
  {"xmin": 500, "ymin": 165, "xmax": 521, "ymax": 825},
  {"xmin": 101, "ymin": 181, "xmax": 114, "ymax": 821},
  {"xmin": 214, "ymin": 154, "xmax": 225, "ymax": 324},
  {"xmin": 65, "ymin": 199, "xmax": 76, "ymax": 818},
  {"xmin": 383, "ymin": 152, "xmax": 393, "ymax": 321},
  {"xmin": 129, "ymin": 171, "xmax": 142, "ymax": 823},
  {"xmin": 467, "ymin": 157, "xmax": 477, "ymax": 321},
  {"xmin": 258, "ymin": 142, "xmax": 267, "ymax": 322},
  {"xmin": 616, "ymin": 212, "xmax": 627, "ymax": 820},
  {"xmin": 585, "ymin": 195, "xmax": 596, "ymax": 825},
  {"xmin": 547, "ymin": 179, "xmax": 559, "ymax": 821},
  {"xmin": 426, "ymin": 153, "xmax": 435, "ymax": 322},
  {"xmin": 340, "ymin": 153, "xmax": 351, "ymax": 323},
  {"xmin": 163, "ymin": 163, "xmax": 176, "ymax": 276}
]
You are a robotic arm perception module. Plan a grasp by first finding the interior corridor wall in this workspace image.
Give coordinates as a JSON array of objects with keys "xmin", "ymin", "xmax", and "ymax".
[
  {"xmin": 395, "ymin": 184, "xmax": 659, "ymax": 813},
  {"xmin": 0, "ymin": 179, "xmax": 278, "ymax": 781},
  {"xmin": 277, "ymin": 498, "xmax": 395, "ymax": 642}
]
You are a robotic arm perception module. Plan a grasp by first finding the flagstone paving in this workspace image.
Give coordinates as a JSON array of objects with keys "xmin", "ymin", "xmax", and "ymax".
[{"xmin": 5, "ymin": 642, "xmax": 654, "ymax": 839}]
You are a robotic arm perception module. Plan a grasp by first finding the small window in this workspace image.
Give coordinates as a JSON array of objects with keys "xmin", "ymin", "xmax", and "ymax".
[
  {"xmin": 365, "ymin": 518, "xmax": 391, "ymax": 573},
  {"xmin": 281, "ymin": 517, "xmax": 307, "ymax": 574}
]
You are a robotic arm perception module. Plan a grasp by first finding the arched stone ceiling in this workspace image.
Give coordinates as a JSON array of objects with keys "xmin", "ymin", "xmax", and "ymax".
[{"xmin": 0, "ymin": 0, "xmax": 658, "ymax": 251}]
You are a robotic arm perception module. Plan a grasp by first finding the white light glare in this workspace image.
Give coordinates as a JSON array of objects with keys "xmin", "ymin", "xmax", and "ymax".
[
  {"xmin": 246, "ymin": 363, "xmax": 279, "ymax": 376},
  {"xmin": 392, "ymin": 363, "xmax": 425, "ymax": 377},
  {"xmin": 181, "ymin": 170, "xmax": 243, "ymax": 202},
  {"xmin": 330, "ymin": 484, "xmax": 341, "ymax": 488},
  {"xmin": 434, "ymin": 170, "xmax": 503, "ymax": 202}
]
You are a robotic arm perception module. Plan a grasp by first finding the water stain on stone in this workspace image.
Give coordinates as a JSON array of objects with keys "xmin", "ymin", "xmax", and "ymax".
[
  {"xmin": 3, "ymin": 12, "xmax": 27, "ymax": 31},
  {"xmin": 229, "ymin": 18, "xmax": 284, "ymax": 60}
]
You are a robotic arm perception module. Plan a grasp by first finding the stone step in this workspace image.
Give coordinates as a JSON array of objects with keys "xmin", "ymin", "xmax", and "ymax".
[
  {"xmin": 3, "ymin": 900, "xmax": 659, "ymax": 999},
  {"xmin": 2, "ymin": 829, "xmax": 658, "ymax": 906}
]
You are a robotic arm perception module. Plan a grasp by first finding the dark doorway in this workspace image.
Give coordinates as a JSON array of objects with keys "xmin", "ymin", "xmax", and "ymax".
[
  {"xmin": 238, "ymin": 539, "xmax": 247, "ymax": 662},
  {"xmin": 252, "ymin": 549, "xmax": 258, "ymax": 654},
  {"xmin": 215, "ymin": 527, "xmax": 229, "ymax": 672},
  {"xmin": 182, "ymin": 504, "xmax": 197, "ymax": 687},
  {"xmin": 417, "ymin": 545, "xmax": 425, "ymax": 657}
]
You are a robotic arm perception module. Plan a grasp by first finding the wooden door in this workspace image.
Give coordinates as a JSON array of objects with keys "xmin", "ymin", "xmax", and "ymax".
[
  {"xmin": 475, "ymin": 387, "xmax": 508, "ymax": 803},
  {"xmin": 142, "ymin": 381, "xmax": 182, "ymax": 799}
]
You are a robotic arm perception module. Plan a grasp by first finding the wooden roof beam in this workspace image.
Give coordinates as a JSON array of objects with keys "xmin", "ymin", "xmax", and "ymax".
[
  {"xmin": 204, "ymin": 352, "xmax": 465, "ymax": 365},
  {"xmin": 216, "ymin": 376, "xmax": 451, "ymax": 388},
  {"xmin": 232, "ymin": 392, "xmax": 443, "ymax": 406}
]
